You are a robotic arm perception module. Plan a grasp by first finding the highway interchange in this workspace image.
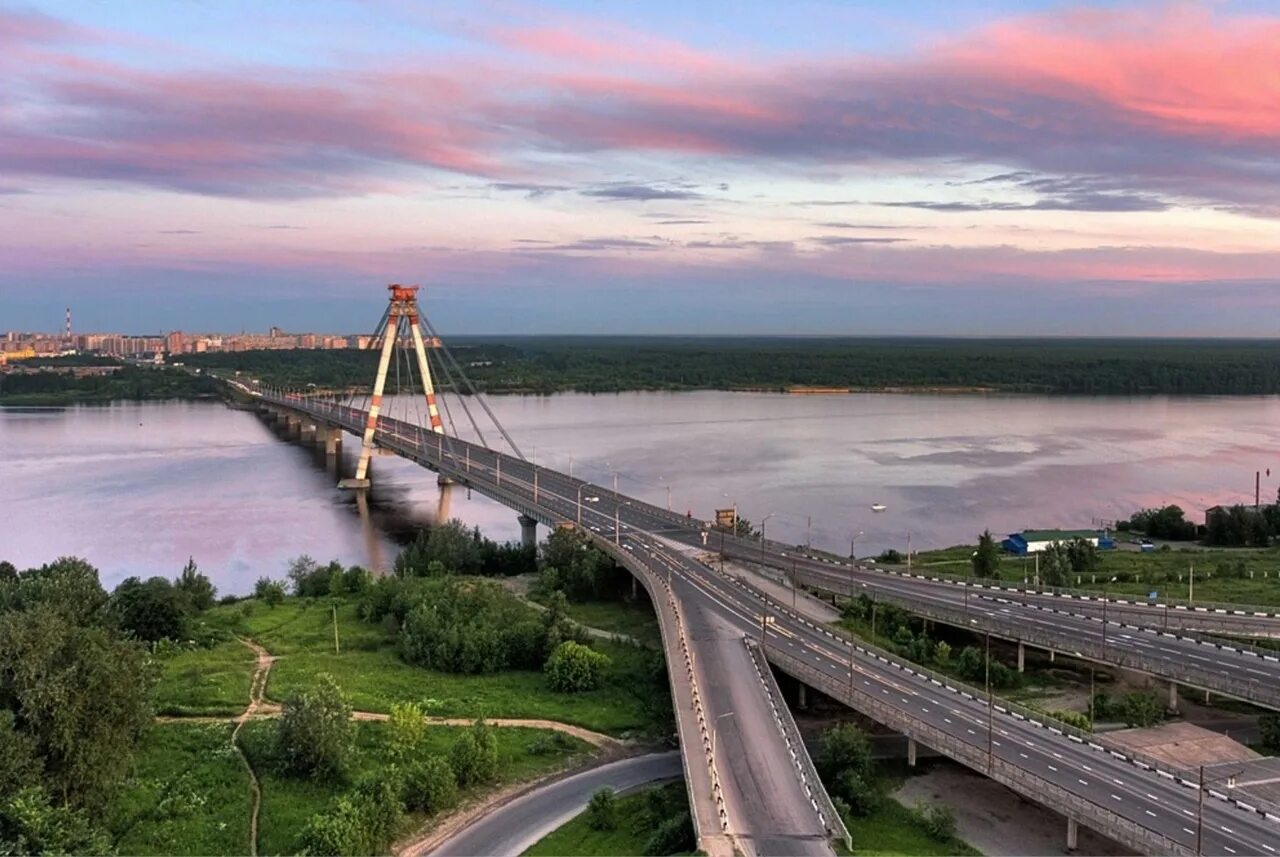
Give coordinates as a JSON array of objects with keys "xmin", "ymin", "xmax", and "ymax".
[{"xmin": 259, "ymin": 393, "xmax": 1280, "ymax": 856}]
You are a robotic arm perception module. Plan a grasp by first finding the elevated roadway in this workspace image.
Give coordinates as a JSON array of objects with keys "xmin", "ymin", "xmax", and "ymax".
[{"xmin": 250, "ymin": 390, "xmax": 1280, "ymax": 855}]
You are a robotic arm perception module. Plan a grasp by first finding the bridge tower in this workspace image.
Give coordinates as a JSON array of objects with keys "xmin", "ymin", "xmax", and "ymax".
[{"xmin": 339, "ymin": 284, "xmax": 444, "ymax": 489}]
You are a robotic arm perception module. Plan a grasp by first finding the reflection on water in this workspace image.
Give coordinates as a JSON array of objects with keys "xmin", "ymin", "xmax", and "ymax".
[{"xmin": 4, "ymin": 392, "xmax": 1280, "ymax": 594}]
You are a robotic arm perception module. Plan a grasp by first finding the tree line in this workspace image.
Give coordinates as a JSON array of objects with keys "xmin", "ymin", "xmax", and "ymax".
[{"xmin": 183, "ymin": 336, "xmax": 1280, "ymax": 396}]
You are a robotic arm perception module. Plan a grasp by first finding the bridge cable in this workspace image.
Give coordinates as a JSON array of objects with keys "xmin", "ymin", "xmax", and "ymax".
[{"xmin": 420, "ymin": 315, "xmax": 524, "ymax": 459}]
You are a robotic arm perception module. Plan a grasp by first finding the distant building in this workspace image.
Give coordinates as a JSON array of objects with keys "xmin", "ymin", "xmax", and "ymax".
[
  {"xmin": 166, "ymin": 330, "xmax": 185, "ymax": 354},
  {"xmin": 1002, "ymin": 529, "xmax": 1114, "ymax": 555}
]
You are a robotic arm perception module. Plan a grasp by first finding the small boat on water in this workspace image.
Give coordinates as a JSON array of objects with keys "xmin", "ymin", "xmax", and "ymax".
[{"xmin": 870, "ymin": 503, "xmax": 887, "ymax": 513}]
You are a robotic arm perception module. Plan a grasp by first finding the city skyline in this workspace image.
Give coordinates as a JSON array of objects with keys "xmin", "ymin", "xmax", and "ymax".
[{"xmin": 3, "ymin": 1, "xmax": 1280, "ymax": 334}]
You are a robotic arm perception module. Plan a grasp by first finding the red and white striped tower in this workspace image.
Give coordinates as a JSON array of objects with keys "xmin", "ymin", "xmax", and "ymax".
[{"xmin": 343, "ymin": 284, "xmax": 443, "ymax": 489}]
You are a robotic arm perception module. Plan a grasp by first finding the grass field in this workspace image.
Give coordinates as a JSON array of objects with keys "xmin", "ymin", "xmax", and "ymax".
[
  {"xmin": 106, "ymin": 722, "xmax": 251, "ymax": 856},
  {"xmin": 523, "ymin": 781, "xmax": 687, "ymax": 856},
  {"xmin": 206, "ymin": 595, "xmax": 656, "ymax": 735},
  {"xmin": 842, "ymin": 797, "xmax": 980, "ymax": 857},
  {"xmin": 241, "ymin": 719, "xmax": 590, "ymax": 856},
  {"xmin": 905, "ymin": 544, "xmax": 1280, "ymax": 607},
  {"xmin": 561, "ymin": 598, "xmax": 663, "ymax": 646},
  {"xmin": 153, "ymin": 635, "xmax": 256, "ymax": 716}
]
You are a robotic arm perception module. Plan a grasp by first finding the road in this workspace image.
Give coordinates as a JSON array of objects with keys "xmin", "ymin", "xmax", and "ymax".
[
  {"xmin": 428, "ymin": 752, "xmax": 682, "ymax": 857},
  {"xmin": 256, "ymin": 393, "xmax": 1280, "ymax": 855}
]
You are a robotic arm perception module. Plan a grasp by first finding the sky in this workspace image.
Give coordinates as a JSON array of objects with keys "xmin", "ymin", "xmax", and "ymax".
[{"xmin": 2, "ymin": 0, "xmax": 1279, "ymax": 335}]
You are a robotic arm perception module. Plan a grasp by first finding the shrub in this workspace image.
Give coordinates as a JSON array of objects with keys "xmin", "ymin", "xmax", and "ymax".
[
  {"xmin": 642, "ymin": 812, "xmax": 695, "ymax": 856},
  {"xmin": 448, "ymin": 720, "xmax": 497, "ymax": 787},
  {"xmin": 277, "ymin": 674, "xmax": 352, "ymax": 778},
  {"xmin": 876, "ymin": 549, "xmax": 903, "ymax": 564},
  {"xmin": 254, "ymin": 577, "xmax": 285, "ymax": 607},
  {"xmin": 403, "ymin": 755, "xmax": 457, "ymax": 814},
  {"xmin": 835, "ymin": 769, "xmax": 880, "ymax": 817},
  {"xmin": 0, "ymin": 786, "xmax": 113, "ymax": 856},
  {"xmin": 917, "ymin": 801, "xmax": 957, "ymax": 842},
  {"xmin": 545, "ymin": 641, "xmax": 611, "ymax": 693},
  {"xmin": 109, "ymin": 575, "xmax": 190, "ymax": 642},
  {"xmin": 585, "ymin": 787, "xmax": 617, "ymax": 831}
]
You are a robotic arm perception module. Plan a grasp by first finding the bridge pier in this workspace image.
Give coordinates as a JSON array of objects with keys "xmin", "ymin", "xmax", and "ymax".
[
  {"xmin": 796, "ymin": 682, "xmax": 807, "ymax": 710},
  {"xmin": 1168, "ymin": 680, "xmax": 1180, "ymax": 713},
  {"xmin": 907, "ymin": 736, "xmax": 917, "ymax": 767},
  {"xmin": 1017, "ymin": 641, "xmax": 1025, "ymax": 673},
  {"xmin": 285, "ymin": 414, "xmax": 301, "ymax": 439},
  {"xmin": 317, "ymin": 426, "xmax": 342, "ymax": 457},
  {"xmin": 518, "ymin": 514, "xmax": 538, "ymax": 548},
  {"xmin": 1066, "ymin": 817, "xmax": 1078, "ymax": 852},
  {"xmin": 300, "ymin": 421, "xmax": 316, "ymax": 444}
]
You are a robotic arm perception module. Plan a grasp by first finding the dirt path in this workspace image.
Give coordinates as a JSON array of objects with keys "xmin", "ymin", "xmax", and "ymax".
[
  {"xmin": 230, "ymin": 636, "xmax": 274, "ymax": 857},
  {"xmin": 159, "ymin": 634, "xmax": 628, "ymax": 855}
]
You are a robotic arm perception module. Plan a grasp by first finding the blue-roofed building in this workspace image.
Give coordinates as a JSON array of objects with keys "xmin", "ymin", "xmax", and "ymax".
[{"xmin": 1001, "ymin": 529, "xmax": 1115, "ymax": 555}]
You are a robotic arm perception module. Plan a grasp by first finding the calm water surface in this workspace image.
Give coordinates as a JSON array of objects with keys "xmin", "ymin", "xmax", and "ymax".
[{"xmin": 4, "ymin": 392, "xmax": 1279, "ymax": 594}]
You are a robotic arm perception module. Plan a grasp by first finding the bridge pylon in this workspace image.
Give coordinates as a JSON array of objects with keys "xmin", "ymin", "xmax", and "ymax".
[{"xmin": 339, "ymin": 284, "xmax": 445, "ymax": 489}]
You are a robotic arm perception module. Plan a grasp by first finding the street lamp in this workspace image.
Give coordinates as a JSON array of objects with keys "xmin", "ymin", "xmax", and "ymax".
[
  {"xmin": 761, "ymin": 513, "xmax": 776, "ymax": 562},
  {"xmin": 1196, "ymin": 765, "xmax": 1240, "ymax": 856},
  {"xmin": 711, "ymin": 711, "xmax": 736, "ymax": 756},
  {"xmin": 849, "ymin": 530, "xmax": 864, "ymax": 601}
]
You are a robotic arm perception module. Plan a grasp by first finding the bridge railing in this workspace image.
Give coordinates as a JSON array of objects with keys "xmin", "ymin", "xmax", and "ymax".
[
  {"xmin": 719, "ymin": 568, "xmax": 1280, "ymax": 827},
  {"xmin": 743, "ymin": 637, "xmax": 851, "ymax": 851},
  {"xmin": 755, "ymin": 542, "xmax": 1280, "ymax": 632},
  {"xmin": 784, "ymin": 564, "xmax": 1280, "ymax": 710},
  {"xmin": 762, "ymin": 643, "xmax": 1192, "ymax": 857}
]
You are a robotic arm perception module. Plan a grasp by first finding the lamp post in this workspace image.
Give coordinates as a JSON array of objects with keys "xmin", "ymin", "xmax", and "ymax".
[
  {"xmin": 1196, "ymin": 765, "xmax": 1240, "ymax": 856},
  {"xmin": 760, "ymin": 513, "xmax": 776, "ymax": 562},
  {"xmin": 711, "ymin": 711, "xmax": 736, "ymax": 756},
  {"xmin": 849, "ymin": 530, "xmax": 864, "ymax": 601}
]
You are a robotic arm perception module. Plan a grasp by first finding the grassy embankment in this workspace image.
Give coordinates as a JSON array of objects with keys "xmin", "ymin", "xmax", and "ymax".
[
  {"xmin": 197, "ymin": 595, "xmax": 656, "ymax": 734},
  {"xmin": 115, "ymin": 588, "xmax": 656, "ymax": 855},
  {"xmin": 898, "ymin": 544, "xmax": 1280, "ymax": 607}
]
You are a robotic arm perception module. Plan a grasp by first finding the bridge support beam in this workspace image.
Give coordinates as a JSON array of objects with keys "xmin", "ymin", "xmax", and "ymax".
[
  {"xmin": 1066, "ymin": 817, "xmax": 1078, "ymax": 852},
  {"xmin": 1017, "ymin": 641, "xmax": 1025, "ymax": 673},
  {"xmin": 1168, "ymin": 681, "xmax": 1180, "ymax": 714},
  {"xmin": 907, "ymin": 737, "xmax": 917, "ymax": 767},
  {"xmin": 518, "ymin": 515, "xmax": 538, "ymax": 548}
]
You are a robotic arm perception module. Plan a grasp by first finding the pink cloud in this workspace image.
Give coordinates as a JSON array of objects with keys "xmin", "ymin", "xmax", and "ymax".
[{"xmin": 2, "ymin": 3, "xmax": 1279, "ymax": 214}]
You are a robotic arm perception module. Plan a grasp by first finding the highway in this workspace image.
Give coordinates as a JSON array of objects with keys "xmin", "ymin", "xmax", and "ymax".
[
  {"xmin": 253, "ymin": 392, "xmax": 1280, "ymax": 855},
  {"xmin": 429, "ymin": 752, "xmax": 682, "ymax": 857}
]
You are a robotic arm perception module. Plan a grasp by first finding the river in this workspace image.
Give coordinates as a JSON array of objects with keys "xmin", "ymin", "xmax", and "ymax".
[{"xmin": 4, "ymin": 391, "xmax": 1279, "ymax": 594}]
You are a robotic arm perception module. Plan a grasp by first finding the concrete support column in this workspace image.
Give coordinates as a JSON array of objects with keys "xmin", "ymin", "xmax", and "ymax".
[
  {"xmin": 1049, "ymin": 649, "xmax": 1055, "ymax": 663},
  {"xmin": 1066, "ymin": 817, "xmax": 1078, "ymax": 852},
  {"xmin": 518, "ymin": 514, "xmax": 538, "ymax": 548},
  {"xmin": 1204, "ymin": 688, "xmax": 1211, "ymax": 705},
  {"xmin": 797, "ymin": 683, "xmax": 808, "ymax": 710},
  {"xmin": 907, "ymin": 737, "xmax": 917, "ymax": 767},
  {"xmin": 285, "ymin": 415, "xmax": 301, "ymax": 439},
  {"xmin": 1168, "ymin": 680, "xmax": 1180, "ymax": 713},
  {"xmin": 300, "ymin": 422, "xmax": 316, "ymax": 443},
  {"xmin": 322, "ymin": 427, "xmax": 342, "ymax": 457},
  {"xmin": 631, "ymin": 575, "xmax": 638, "ymax": 600},
  {"xmin": 1017, "ymin": 641, "xmax": 1025, "ymax": 673}
]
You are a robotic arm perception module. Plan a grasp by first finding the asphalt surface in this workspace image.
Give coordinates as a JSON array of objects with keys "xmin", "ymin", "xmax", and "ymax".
[
  {"xmin": 260, "ymin": 395, "xmax": 1280, "ymax": 856},
  {"xmin": 428, "ymin": 752, "xmax": 682, "ymax": 857}
]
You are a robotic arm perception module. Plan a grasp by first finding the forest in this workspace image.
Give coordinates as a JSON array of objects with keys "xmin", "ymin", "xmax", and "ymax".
[{"xmin": 181, "ymin": 337, "xmax": 1280, "ymax": 396}]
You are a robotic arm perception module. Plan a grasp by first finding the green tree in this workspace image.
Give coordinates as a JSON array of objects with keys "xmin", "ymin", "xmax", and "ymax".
[
  {"xmin": 387, "ymin": 701, "xmax": 427, "ymax": 763},
  {"xmin": 1260, "ymin": 714, "xmax": 1280, "ymax": 753},
  {"xmin": 0, "ymin": 561, "xmax": 16, "ymax": 582},
  {"xmin": 0, "ymin": 606, "xmax": 154, "ymax": 807},
  {"xmin": 1038, "ymin": 543, "xmax": 1072, "ymax": 587},
  {"xmin": 972, "ymin": 530, "xmax": 1000, "ymax": 578},
  {"xmin": 585, "ymin": 787, "xmax": 618, "ymax": 831},
  {"xmin": 816, "ymin": 722, "xmax": 872, "ymax": 783},
  {"xmin": 0, "ymin": 557, "xmax": 108, "ymax": 624},
  {"xmin": 109, "ymin": 576, "xmax": 189, "ymax": 642},
  {"xmin": 545, "ymin": 641, "xmax": 611, "ymax": 692},
  {"xmin": 277, "ymin": 674, "xmax": 352, "ymax": 778},
  {"xmin": 935, "ymin": 640, "xmax": 952, "ymax": 666},
  {"xmin": 174, "ymin": 557, "xmax": 216, "ymax": 611},
  {"xmin": 254, "ymin": 577, "xmax": 286, "ymax": 606},
  {"xmin": 0, "ymin": 786, "xmax": 113, "ymax": 856}
]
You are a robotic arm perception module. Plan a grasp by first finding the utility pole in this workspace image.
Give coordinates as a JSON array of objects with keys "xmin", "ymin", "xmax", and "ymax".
[
  {"xmin": 806, "ymin": 515, "xmax": 812, "ymax": 550},
  {"xmin": 792, "ymin": 559, "xmax": 798, "ymax": 610},
  {"xmin": 1189, "ymin": 562, "xmax": 1195, "ymax": 604},
  {"xmin": 666, "ymin": 484, "xmax": 672, "ymax": 512},
  {"xmin": 615, "ymin": 505, "xmax": 620, "ymax": 543},
  {"xmin": 533, "ymin": 465, "xmax": 539, "ymax": 504},
  {"xmin": 907, "ymin": 531, "xmax": 912, "ymax": 573},
  {"xmin": 985, "ymin": 631, "xmax": 993, "ymax": 772}
]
